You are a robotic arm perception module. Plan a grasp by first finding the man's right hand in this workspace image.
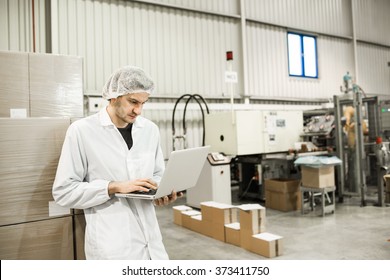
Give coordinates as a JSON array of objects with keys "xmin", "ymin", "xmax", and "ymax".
[{"xmin": 108, "ymin": 178, "xmax": 157, "ymax": 195}]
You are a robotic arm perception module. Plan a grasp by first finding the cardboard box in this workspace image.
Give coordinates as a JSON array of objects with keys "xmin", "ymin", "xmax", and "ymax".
[
  {"xmin": 190, "ymin": 215, "xmax": 204, "ymax": 234},
  {"xmin": 200, "ymin": 220, "xmax": 214, "ymax": 238},
  {"xmin": 238, "ymin": 204, "xmax": 266, "ymax": 250},
  {"xmin": 251, "ymin": 232, "xmax": 283, "ymax": 258},
  {"xmin": 200, "ymin": 201, "xmax": 238, "ymax": 242},
  {"xmin": 238, "ymin": 204, "xmax": 266, "ymax": 233},
  {"xmin": 181, "ymin": 210, "xmax": 201, "ymax": 230},
  {"xmin": 264, "ymin": 179, "xmax": 301, "ymax": 211},
  {"xmin": 172, "ymin": 205, "xmax": 193, "ymax": 226},
  {"xmin": 200, "ymin": 201, "xmax": 238, "ymax": 223},
  {"xmin": 225, "ymin": 222, "xmax": 240, "ymax": 247},
  {"xmin": 301, "ymin": 166, "xmax": 335, "ymax": 188}
]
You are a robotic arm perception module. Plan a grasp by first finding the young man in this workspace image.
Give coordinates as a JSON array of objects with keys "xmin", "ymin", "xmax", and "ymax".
[{"xmin": 53, "ymin": 66, "xmax": 180, "ymax": 259}]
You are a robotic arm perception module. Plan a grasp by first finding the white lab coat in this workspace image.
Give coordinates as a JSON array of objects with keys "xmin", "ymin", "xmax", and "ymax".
[{"xmin": 53, "ymin": 107, "xmax": 169, "ymax": 260}]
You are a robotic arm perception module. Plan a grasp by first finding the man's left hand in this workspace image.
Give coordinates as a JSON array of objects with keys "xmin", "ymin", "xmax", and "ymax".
[{"xmin": 153, "ymin": 191, "xmax": 183, "ymax": 206}]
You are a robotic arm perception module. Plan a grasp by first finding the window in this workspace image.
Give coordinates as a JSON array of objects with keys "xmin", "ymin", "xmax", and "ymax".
[{"xmin": 287, "ymin": 32, "xmax": 318, "ymax": 78}]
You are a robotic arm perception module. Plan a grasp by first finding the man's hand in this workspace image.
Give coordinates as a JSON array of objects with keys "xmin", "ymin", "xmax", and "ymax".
[
  {"xmin": 108, "ymin": 178, "xmax": 157, "ymax": 195},
  {"xmin": 153, "ymin": 191, "xmax": 183, "ymax": 206}
]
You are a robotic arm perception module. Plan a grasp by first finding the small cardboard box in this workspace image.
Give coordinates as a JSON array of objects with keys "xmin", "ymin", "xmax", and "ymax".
[
  {"xmin": 238, "ymin": 204, "xmax": 266, "ymax": 233},
  {"xmin": 238, "ymin": 204, "xmax": 266, "ymax": 250},
  {"xmin": 301, "ymin": 166, "xmax": 335, "ymax": 188},
  {"xmin": 172, "ymin": 205, "xmax": 193, "ymax": 226},
  {"xmin": 251, "ymin": 232, "xmax": 283, "ymax": 258},
  {"xmin": 225, "ymin": 222, "xmax": 240, "ymax": 247},
  {"xmin": 200, "ymin": 201, "xmax": 238, "ymax": 242},
  {"xmin": 264, "ymin": 179, "xmax": 301, "ymax": 211},
  {"xmin": 200, "ymin": 201, "xmax": 238, "ymax": 223},
  {"xmin": 190, "ymin": 215, "xmax": 204, "ymax": 234},
  {"xmin": 200, "ymin": 220, "xmax": 214, "ymax": 238},
  {"xmin": 181, "ymin": 210, "xmax": 201, "ymax": 229}
]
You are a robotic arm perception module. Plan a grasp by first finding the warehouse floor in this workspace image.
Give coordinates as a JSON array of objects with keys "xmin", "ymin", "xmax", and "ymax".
[{"xmin": 156, "ymin": 190, "xmax": 390, "ymax": 260}]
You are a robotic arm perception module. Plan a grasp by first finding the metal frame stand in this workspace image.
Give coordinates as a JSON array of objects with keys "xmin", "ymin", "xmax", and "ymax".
[{"xmin": 301, "ymin": 185, "xmax": 336, "ymax": 217}]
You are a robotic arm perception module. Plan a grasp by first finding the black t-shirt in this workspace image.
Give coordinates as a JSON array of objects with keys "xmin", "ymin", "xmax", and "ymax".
[{"xmin": 117, "ymin": 123, "xmax": 133, "ymax": 150}]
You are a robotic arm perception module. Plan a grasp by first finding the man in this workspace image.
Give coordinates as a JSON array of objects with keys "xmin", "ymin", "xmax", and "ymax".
[{"xmin": 53, "ymin": 66, "xmax": 180, "ymax": 260}]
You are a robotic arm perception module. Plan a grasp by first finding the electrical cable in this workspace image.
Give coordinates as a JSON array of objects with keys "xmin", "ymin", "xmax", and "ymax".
[
  {"xmin": 238, "ymin": 177, "xmax": 254, "ymax": 200},
  {"xmin": 172, "ymin": 94, "xmax": 209, "ymax": 150}
]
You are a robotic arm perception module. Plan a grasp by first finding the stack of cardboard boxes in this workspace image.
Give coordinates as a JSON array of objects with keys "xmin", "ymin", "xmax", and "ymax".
[
  {"xmin": 264, "ymin": 178, "xmax": 301, "ymax": 211},
  {"xmin": 0, "ymin": 51, "xmax": 84, "ymax": 260},
  {"xmin": 173, "ymin": 201, "xmax": 283, "ymax": 258}
]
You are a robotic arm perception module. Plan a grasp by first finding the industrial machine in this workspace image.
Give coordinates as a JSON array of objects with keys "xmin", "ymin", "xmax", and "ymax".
[
  {"xmin": 334, "ymin": 73, "xmax": 390, "ymax": 207},
  {"xmin": 205, "ymin": 110, "xmax": 303, "ymax": 201},
  {"xmin": 300, "ymin": 110, "xmax": 336, "ymax": 152}
]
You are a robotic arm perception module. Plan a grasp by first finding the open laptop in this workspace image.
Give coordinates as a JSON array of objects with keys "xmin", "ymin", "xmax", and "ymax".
[{"xmin": 115, "ymin": 146, "xmax": 210, "ymax": 200}]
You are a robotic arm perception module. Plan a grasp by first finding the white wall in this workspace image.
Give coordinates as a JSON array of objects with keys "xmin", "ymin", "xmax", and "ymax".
[{"xmin": 1, "ymin": 0, "xmax": 389, "ymax": 98}]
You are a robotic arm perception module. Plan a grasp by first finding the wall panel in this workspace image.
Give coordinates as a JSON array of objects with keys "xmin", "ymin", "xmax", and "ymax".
[
  {"xmin": 245, "ymin": 0, "xmax": 352, "ymax": 38},
  {"xmin": 51, "ymin": 0, "xmax": 241, "ymax": 97},
  {"xmin": 246, "ymin": 22, "xmax": 355, "ymax": 99},
  {"xmin": 357, "ymin": 43, "xmax": 390, "ymax": 95},
  {"xmin": 354, "ymin": 0, "xmax": 390, "ymax": 46},
  {"xmin": 142, "ymin": 0, "xmax": 239, "ymax": 15}
]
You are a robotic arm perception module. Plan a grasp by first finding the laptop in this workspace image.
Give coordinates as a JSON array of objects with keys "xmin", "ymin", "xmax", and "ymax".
[{"xmin": 115, "ymin": 146, "xmax": 210, "ymax": 200}]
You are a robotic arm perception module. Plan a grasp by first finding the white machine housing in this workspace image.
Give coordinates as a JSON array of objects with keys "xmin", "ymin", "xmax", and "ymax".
[
  {"xmin": 205, "ymin": 110, "xmax": 303, "ymax": 155},
  {"xmin": 186, "ymin": 154, "xmax": 232, "ymax": 208}
]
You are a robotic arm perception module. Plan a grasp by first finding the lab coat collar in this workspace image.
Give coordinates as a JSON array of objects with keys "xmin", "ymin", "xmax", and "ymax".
[{"xmin": 98, "ymin": 107, "xmax": 145, "ymax": 128}]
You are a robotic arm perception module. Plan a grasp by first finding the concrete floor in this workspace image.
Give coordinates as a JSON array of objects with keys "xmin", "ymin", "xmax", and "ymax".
[{"xmin": 156, "ymin": 191, "xmax": 390, "ymax": 260}]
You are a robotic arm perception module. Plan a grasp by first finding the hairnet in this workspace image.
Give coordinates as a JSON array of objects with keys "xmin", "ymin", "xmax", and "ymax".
[{"xmin": 102, "ymin": 66, "xmax": 154, "ymax": 100}]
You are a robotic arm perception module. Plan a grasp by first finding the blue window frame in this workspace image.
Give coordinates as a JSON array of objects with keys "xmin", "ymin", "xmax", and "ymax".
[{"xmin": 287, "ymin": 32, "xmax": 318, "ymax": 78}]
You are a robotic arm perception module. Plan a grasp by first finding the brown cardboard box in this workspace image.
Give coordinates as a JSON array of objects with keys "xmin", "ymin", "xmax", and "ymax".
[
  {"xmin": 181, "ymin": 210, "xmax": 201, "ymax": 230},
  {"xmin": 264, "ymin": 179, "xmax": 301, "ymax": 211},
  {"xmin": 251, "ymin": 232, "xmax": 283, "ymax": 258},
  {"xmin": 200, "ymin": 201, "xmax": 238, "ymax": 242},
  {"xmin": 301, "ymin": 166, "xmax": 335, "ymax": 188},
  {"xmin": 200, "ymin": 201, "xmax": 237, "ymax": 223},
  {"xmin": 238, "ymin": 204, "xmax": 266, "ymax": 250},
  {"xmin": 172, "ymin": 205, "xmax": 193, "ymax": 226},
  {"xmin": 200, "ymin": 219, "xmax": 214, "ymax": 238},
  {"xmin": 190, "ymin": 215, "xmax": 204, "ymax": 234},
  {"xmin": 238, "ymin": 204, "xmax": 266, "ymax": 233},
  {"xmin": 225, "ymin": 222, "xmax": 240, "ymax": 246}
]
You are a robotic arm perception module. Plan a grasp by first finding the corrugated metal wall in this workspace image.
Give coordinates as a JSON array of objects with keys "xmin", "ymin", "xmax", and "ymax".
[
  {"xmin": 245, "ymin": 0, "xmax": 352, "ymax": 38},
  {"xmin": 246, "ymin": 22, "xmax": 355, "ymax": 99},
  {"xmin": 149, "ymin": 0, "xmax": 239, "ymax": 15},
  {"xmin": 1, "ymin": 0, "xmax": 389, "ymax": 97},
  {"xmin": 0, "ymin": 0, "xmax": 46, "ymax": 52},
  {"xmin": 354, "ymin": 0, "xmax": 390, "ymax": 46},
  {"xmin": 51, "ymin": 0, "xmax": 242, "ymax": 97},
  {"xmin": 358, "ymin": 42, "xmax": 390, "ymax": 95}
]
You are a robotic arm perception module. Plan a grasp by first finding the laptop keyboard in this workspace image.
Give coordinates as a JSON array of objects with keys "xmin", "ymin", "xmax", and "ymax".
[{"xmin": 132, "ymin": 189, "xmax": 157, "ymax": 195}]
